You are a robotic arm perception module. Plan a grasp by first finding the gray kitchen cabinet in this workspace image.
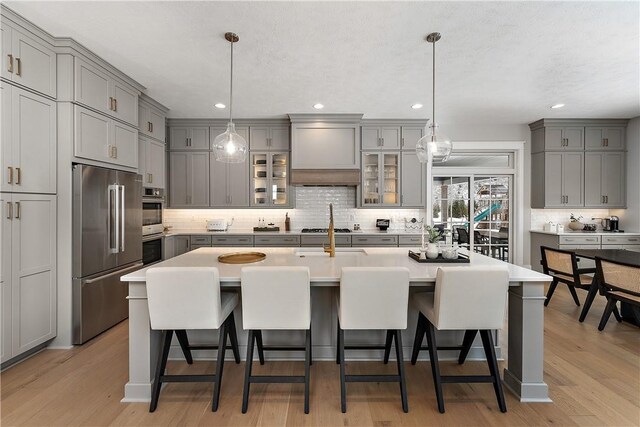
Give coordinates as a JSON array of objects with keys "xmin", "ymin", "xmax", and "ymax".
[
  {"xmin": 400, "ymin": 126, "xmax": 424, "ymax": 150},
  {"xmin": 169, "ymin": 126, "xmax": 210, "ymax": 150},
  {"xmin": 73, "ymin": 57, "xmax": 138, "ymax": 127},
  {"xmin": 584, "ymin": 152, "xmax": 625, "ymax": 208},
  {"xmin": 1, "ymin": 193, "xmax": 56, "ymax": 362},
  {"xmin": 1, "ymin": 20, "xmax": 56, "ymax": 98},
  {"xmin": 254, "ymin": 235, "xmax": 301, "ymax": 247},
  {"xmin": 0, "ymin": 193, "xmax": 10, "ymax": 363},
  {"xmin": 1, "ymin": 83, "xmax": 56, "ymax": 194},
  {"xmin": 361, "ymin": 152, "xmax": 400, "ymax": 207},
  {"xmin": 190, "ymin": 235, "xmax": 212, "ymax": 246},
  {"xmin": 401, "ymin": 152, "xmax": 425, "ymax": 207},
  {"xmin": 210, "ymin": 126, "xmax": 249, "ymax": 207},
  {"xmin": 543, "ymin": 127, "xmax": 584, "ymax": 151},
  {"xmin": 601, "ymin": 236, "xmax": 640, "ymax": 246},
  {"xmin": 138, "ymin": 96, "xmax": 167, "ymax": 143},
  {"xmin": 352, "ymin": 235, "xmax": 398, "ymax": 246},
  {"xmin": 168, "ymin": 151, "xmax": 209, "ymax": 207},
  {"xmin": 362, "ymin": 126, "xmax": 401, "ymax": 150},
  {"xmin": 300, "ymin": 235, "xmax": 351, "ymax": 247},
  {"xmin": 173, "ymin": 236, "xmax": 191, "ymax": 256},
  {"xmin": 163, "ymin": 236, "xmax": 174, "ymax": 260},
  {"xmin": 249, "ymin": 126, "xmax": 290, "ymax": 151},
  {"xmin": 139, "ymin": 136, "xmax": 165, "ymax": 189},
  {"xmin": 531, "ymin": 152, "xmax": 583, "ymax": 208},
  {"xmin": 74, "ymin": 105, "xmax": 138, "ymax": 169},
  {"xmin": 250, "ymin": 152, "xmax": 291, "ymax": 207},
  {"xmin": 211, "ymin": 235, "xmax": 254, "ymax": 246},
  {"xmin": 585, "ymin": 127, "xmax": 625, "ymax": 151},
  {"xmin": 399, "ymin": 235, "xmax": 422, "ymax": 247}
]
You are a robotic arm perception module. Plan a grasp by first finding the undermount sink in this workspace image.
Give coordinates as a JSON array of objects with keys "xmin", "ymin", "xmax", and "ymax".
[{"xmin": 294, "ymin": 248, "xmax": 368, "ymax": 257}]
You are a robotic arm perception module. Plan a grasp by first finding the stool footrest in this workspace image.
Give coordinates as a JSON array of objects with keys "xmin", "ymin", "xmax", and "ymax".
[
  {"xmin": 419, "ymin": 345, "xmax": 464, "ymax": 351},
  {"xmin": 345, "ymin": 374, "xmax": 400, "ymax": 383},
  {"xmin": 440, "ymin": 375, "xmax": 495, "ymax": 384},
  {"xmin": 249, "ymin": 375, "xmax": 305, "ymax": 384},
  {"xmin": 160, "ymin": 374, "xmax": 217, "ymax": 383},
  {"xmin": 261, "ymin": 345, "xmax": 306, "ymax": 352},
  {"xmin": 344, "ymin": 345, "xmax": 387, "ymax": 350},
  {"xmin": 188, "ymin": 345, "xmax": 235, "ymax": 351}
]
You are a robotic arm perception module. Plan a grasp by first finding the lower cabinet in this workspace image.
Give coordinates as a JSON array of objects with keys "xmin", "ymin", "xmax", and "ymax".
[
  {"xmin": 169, "ymin": 152, "xmax": 209, "ymax": 207},
  {"xmin": 300, "ymin": 235, "xmax": 351, "ymax": 247},
  {"xmin": 173, "ymin": 236, "xmax": 191, "ymax": 256},
  {"xmin": 352, "ymin": 235, "xmax": 399, "ymax": 246},
  {"xmin": 1, "ymin": 193, "xmax": 56, "ymax": 364},
  {"xmin": 254, "ymin": 235, "xmax": 301, "ymax": 247}
]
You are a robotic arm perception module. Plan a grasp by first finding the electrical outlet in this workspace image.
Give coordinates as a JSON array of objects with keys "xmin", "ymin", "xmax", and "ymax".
[{"xmin": 348, "ymin": 214, "xmax": 355, "ymax": 222}]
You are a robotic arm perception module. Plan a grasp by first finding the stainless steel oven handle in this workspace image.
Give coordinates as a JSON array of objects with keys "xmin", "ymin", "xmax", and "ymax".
[
  {"xmin": 85, "ymin": 262, "xmax": 144, "ymax": 284},
  {"xmin": 120, "ymin": 185, "xmax": 126, "ymax": 253}
]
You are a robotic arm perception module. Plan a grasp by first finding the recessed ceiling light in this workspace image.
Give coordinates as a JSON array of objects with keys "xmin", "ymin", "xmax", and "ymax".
[
  {"xmin": 411, "ymin": 103, "xmax": 423, "ymax": 109},
  {"xmin": 313, "ymin": 103, "xmax": 324, "ymax": 110},
  {"xmin": 214, "ymin": 103, "xmax": 226, "ymax": 109},
  {"xmin": 550, "ymin": 103, "xmax": 565, "ymax": 109}
]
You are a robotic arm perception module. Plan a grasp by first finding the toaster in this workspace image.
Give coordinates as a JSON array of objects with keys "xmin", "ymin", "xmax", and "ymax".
[{"xmin": 207, "ymin": 219, "xmax": 230, "ymax": 232}]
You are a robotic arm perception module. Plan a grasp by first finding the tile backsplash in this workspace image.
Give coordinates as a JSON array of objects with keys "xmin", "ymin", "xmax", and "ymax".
[
  {"xmin": 530, "ymin": 209, "xmax": 613, "ymax": 231},
  {"xmin": 164, "ymin": 187, "xmax": 424, "ymax": 231}
]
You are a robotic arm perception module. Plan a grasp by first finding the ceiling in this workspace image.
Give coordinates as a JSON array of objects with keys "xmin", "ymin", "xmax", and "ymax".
[{"xmin": 5, "ymin": 1, "xmax": 639, "ymax": 123}]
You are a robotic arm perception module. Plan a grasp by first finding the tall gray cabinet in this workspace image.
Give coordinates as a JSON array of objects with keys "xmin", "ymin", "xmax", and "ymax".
[{"xmin": 530, "ymin": 119, "xmax": 628, "ymax": 209}]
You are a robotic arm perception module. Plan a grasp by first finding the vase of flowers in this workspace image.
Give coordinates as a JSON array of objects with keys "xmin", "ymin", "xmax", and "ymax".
[
  {"xmin": 568, "ymin": 213, "xmax": 584, "ymax": 231},
  {"xmin": 422, "ymin": 226, "xmax": 441, "ymax": 259}
]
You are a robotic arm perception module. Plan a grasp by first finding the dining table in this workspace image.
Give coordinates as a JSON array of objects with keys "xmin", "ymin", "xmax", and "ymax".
[{"xmin": 573, "ymin": 249, "xmax": 640, "ymax": 324}]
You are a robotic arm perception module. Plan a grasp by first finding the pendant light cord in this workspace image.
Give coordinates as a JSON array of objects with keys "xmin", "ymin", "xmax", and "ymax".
[
  {"xmin": 229, "ymin": 39, "xmax": 234, "ymax": 123},
  {"xmin": 432, "ymin": 37, "xmax": 436, "ymax": 127}
]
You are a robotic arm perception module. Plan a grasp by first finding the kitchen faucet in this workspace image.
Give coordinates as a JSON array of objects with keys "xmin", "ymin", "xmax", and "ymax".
[{"xmin": 324, "ymin": 203, "xmax": 336, "ymax": 257}]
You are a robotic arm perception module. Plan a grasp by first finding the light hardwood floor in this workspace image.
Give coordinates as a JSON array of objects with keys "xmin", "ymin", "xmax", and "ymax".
[{"xmin": 2, "ymin": 287, "xmax": 639, "ymax": 426}]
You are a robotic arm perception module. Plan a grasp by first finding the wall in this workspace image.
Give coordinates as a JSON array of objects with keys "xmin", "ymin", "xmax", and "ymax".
[
  {"xmin": 530, "ymin": 208, "xmax": 612, "ymax": 231},
  {"xmin": 612, "ymin": 116, "xmax": 640, "ymax": 231}
]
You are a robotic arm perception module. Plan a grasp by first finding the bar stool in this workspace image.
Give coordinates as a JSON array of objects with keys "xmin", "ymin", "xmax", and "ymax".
[
  {"xmin": 240, "ymin": 267, "xmax": 312, "ymax": 414},
  {"xmin": 145, "ymin": 267, "xmax": 240, "ymax": 412},
  {"xmin": 410, "ymin": 266, "xmax": 509, "ymax": 413},
  {"xmin": 337, "ymin": 267, "xmax": 410, "ymax": 413}
]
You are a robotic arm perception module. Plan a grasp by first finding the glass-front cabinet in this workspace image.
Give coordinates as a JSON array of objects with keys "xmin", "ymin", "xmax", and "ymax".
[
  {"xmin": 250, "ymin": 152, "xmax": 290, "ymax": 207},
  {"xmin": 362, "ymin": 152, "xmax": 400, "ymax": 206}
]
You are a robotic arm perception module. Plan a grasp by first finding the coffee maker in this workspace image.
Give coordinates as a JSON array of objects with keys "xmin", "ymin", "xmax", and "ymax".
[{"xmin": 608, "ymin": 216, "xmax": 620, "ymax": 232}]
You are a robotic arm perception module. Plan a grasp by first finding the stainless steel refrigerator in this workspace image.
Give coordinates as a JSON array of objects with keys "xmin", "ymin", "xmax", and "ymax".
[{"xmin": 72, "ymin": 164, "xmax": 143, "ymax": 344}]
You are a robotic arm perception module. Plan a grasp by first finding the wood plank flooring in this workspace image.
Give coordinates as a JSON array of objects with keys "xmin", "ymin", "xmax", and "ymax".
[{"xmin": 1, "ymin": 287, "xmax": 639, "ymax": 426}]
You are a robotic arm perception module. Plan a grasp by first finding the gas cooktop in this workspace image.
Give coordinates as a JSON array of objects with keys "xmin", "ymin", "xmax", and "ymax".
[{"xmin": 301, "ymin": 228, "xmax": 352, "ymax": 233}]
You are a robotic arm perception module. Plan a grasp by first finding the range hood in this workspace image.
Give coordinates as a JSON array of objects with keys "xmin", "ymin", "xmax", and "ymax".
[{"xmin": 289, "ymin": 113, "xmax": 363, "ymax": 186}]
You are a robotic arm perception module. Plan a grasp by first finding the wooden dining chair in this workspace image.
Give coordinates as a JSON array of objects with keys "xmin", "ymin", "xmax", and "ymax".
[
  {"xmin": 540, "ymin": 246, "xmax": 594, "ymax": 308},
  {"xmin": 595, "ymin": 257, "xmax": 640, "ymax": 331}
]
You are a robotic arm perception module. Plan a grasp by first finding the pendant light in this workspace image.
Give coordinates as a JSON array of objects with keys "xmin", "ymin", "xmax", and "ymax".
[
  {"xmin": 416, "ymin": 32, "xmax": 452, "ymax": 164},
  {"xmin": 213, "ymin": 32, "xmax": 248, "ymax": 163}
]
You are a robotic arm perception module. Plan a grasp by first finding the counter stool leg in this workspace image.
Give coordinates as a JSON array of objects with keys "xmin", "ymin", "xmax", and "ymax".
[
  {"xmin": 309, "ymin": 327, "xmax": 313, "ymax": 366},
  {"xmin": 568, "ymin": 285, "xmax": 581, "ymax": 306},
  {"xmin": 175, "ymin": 330, "xmax": 193, "ymax": 364},
  {"xmin": 458, "ymin": 330, "xmax": 477, "ymax": 365},
  {"xmin": 544, "ymin": 279, "xmax": 558, "ymax": 306},
  {"xmin": 394, "ymin": 330, "xmax": 409, "ymax": 413},
  {"xmin": 228, "ymin": 312, "xmax": 241, "ymax": 364},
  {"xmin": 336, "ymin": 319, "xmax": 341, "ymax": 365},
  {"xmin": 425, "ymin": 321, "xmax": 445, "ymax": 413},
  {"xmin": 242, "ymin": 330, "xmax": 255, "ymax": 413},
  {"xmin": 338, "ymin": 323, "xmax": 347, "ymax": 413},
  {"xmin": 304, "ymin": 329, "xmax": 311, "ymax": 414},
  {"xmin": 212, "ymin": 319, "xmax": 228, "ymax": 412},
  {"xmin": 411, "ymin": 313, "xmax": 427, "ymax": 365},
  {"xmin": 150, "ymin": 330, "xmax": 173, "ymax": 413},
  {"xmin": 480, "ymin": 330, "xmax": 507, "ymax": 412},
  {"xmin": 255, "ymin": 330, "xmax": 265, "ymax": 365},
  {"xmin": 383, "ymin": 330, "xmax": 393, "ymax": 364}
]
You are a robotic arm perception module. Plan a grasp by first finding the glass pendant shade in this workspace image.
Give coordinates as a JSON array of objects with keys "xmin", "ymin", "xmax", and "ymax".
[
  {"xmin": 212, "ymin": 122, "xmax": 247, "ymax": 163},
  {"xmin": 416, "ymin": 123, "xmax": 452, "ymax": 163}
]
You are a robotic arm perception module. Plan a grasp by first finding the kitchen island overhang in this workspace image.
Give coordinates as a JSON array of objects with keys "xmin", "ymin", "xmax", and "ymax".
[{"xmin": 121, "ymin": 247, "xmax": 552, "ymax": 404}]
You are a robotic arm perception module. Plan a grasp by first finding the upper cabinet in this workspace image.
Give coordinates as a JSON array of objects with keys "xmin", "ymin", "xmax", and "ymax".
[
  {"xmin": 73, "ymin": 57, "xmax": 138, "ymax": 127},
  {"xmin": 400, "ymin": 126, "xmax": 424, "ymax": 150},
  {"xmin": 249, "ymin": 126, "xmax": 290, "ymax": 151},
  {"xmin": 169, "ymin": 151, "xmax": 209, "ymax": 207},
  {"xmin": 362, "ymin": 126, "xmax": 401, "ymax": 150},
  {"xmin": 584, "ymin": 152, "xmax": 625, "ymax": 208},
  {"xmin": 585, "ymin": 127, "xmax": 625, "ymax": 151},
  {"xmin": 139, "ymin": 135, "xmax": 165, "ymax": 189},
  {"xmin": 542, "ymin": 127, "xmax": 584, "ymax": 151},
  {"xmin": 400, "ymin": 152, "xmax": 425, "ymax": 207},
  {"xmin": 1, "ymin": 83, "xmax": 56, "ymax": 194},
  {"xmin": 210, "ymin": 126, "xmax": 249, "ymax": 207},
  {"xmin": 169, "ymin": 126, "xmax": 210, "ymax": 150},
  {"xmin": 1, "ymin": 19, "xmax": 56, "ymax": 98},
  {"xmin": 138, "ymin": 94, "xmax": 168, "ymax": 143}
]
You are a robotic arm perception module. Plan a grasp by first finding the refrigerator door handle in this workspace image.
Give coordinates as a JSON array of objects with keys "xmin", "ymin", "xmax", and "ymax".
[
  {"xmin": 109, "ymin": 184, "xmax": 120, "ymax": 254},
  {"xmin": 84, "ymin": 262, "xmax": 144, "ymax": 284},
  {"xmin": 120, "ymin": 184, "xmax": 126, "ymax": 253}
]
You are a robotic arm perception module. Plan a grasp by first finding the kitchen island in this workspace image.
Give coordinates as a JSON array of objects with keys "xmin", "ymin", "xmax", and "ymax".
[{"xmin": 121, "ymin": 247, "xmax": 552, "ymax": 403}]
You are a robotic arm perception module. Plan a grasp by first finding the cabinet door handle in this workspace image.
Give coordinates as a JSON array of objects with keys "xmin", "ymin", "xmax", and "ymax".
[
  {"xmin": 14, "ymin": 201, "xmax": 20, "ymax": 219},
  {"xmin": 15, "ymin": 167, "xmax": 20, "ymax": 185},
  {"xmin": 113, "ymin": 146, "xmax": 118, "ymax": 159},
  {"xmin": 187, "ymin": 137, "xmax": 191, "ymax": 147},
  {"xmin": 629, "ymin": 238, "xmax": 638, "ymax": 242},
  {"xmin": 7, "ymin": 166, "xmax": 13, "ymax": 184},
  {"xmin": 15, "ymin": 57, "xmax": 21, "ymax": 76},
  {"xmin": 605, "ymin": 195, "xmax": 608, "ymax": 204},
  {"xmin": 109, "ymin": 97, "xmax": 114, "ymax": 111},
  {"xmin": 401, "ymin": 137, "xmax": 405, "ymax": 147},
  {"xmin": 604, "ymin": 138, "xmax": 608, "ymax": 147},
  {"xmin": 381, "ymin": 238, "xmax": 392, "ymax": 242},
  {"xmin": 6, "ymin": 201, "xmax": 11, "ymax": 219},
  {"xmin": 7, "ymin": 54, "xmax": 13, "ymax": 73}
]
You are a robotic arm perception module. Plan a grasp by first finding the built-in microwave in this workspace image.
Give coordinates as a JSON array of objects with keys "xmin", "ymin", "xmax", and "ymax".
[{"xmin": 142, "ymin": 188, "xmax": 164, "ymax": 236}]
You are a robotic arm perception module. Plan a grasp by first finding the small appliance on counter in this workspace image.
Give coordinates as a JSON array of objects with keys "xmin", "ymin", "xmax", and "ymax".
[
  {"xmin": 207, "ymin": 218, "xmax": 233, "ymax": 232},
  {"xmin": 376, "ymin": 218, "xmax": 390, "ymax": 231},
  {"xmin": 592, "ymin": 216, "xmax": 622, "ymax": 232}
]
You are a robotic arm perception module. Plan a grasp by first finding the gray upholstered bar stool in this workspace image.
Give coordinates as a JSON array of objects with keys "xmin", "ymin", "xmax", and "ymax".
[
  {"xmin": 410, "ymin": 265, "xmax": 509, "ymax": 413},
  {"xmin": 337, "ymin": 267, "xmax": 410, "ymax": 413},
  {"xmin": 145, "ymin": 267, "xmax": 240, "ymax": 412},
  {"xmin": 240, "ymin": 266, "xmax": 312, "ymax": 414}
]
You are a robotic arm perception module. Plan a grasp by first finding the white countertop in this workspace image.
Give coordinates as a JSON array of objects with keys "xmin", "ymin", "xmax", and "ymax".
[
  {"xmin": 122, "ymin": 247, "xmax": 551, "ymax": 284},
  {"xmin": 530, "ymin": 229, "xmax": 640, "ymax": 236},
  {"xmin": 163, "ymin": 228, "xmax": 423, "ymax": 236}
]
